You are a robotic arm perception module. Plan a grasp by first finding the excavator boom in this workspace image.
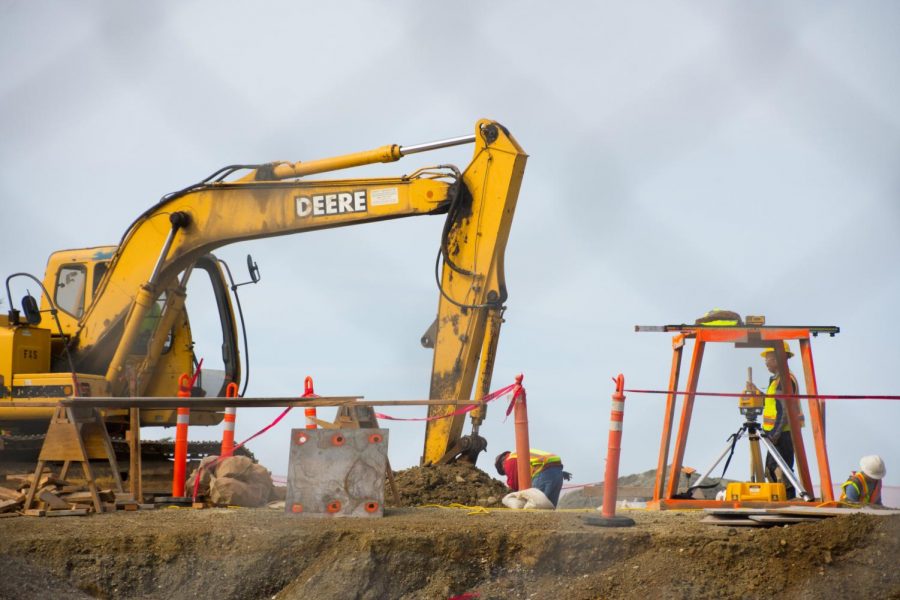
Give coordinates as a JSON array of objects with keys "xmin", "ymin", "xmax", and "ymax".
[{"xmin": 1, "ymin": 119, "xmax": 527, "ymax": 465}]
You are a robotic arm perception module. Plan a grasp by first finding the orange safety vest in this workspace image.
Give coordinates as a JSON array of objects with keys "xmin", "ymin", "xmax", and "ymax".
[
  {"xmin": 840, "ymin": 472, "xmax": 882, "ymax": 505},
  {"xmin": 762, "ymin": 374, "xmax": 805, "ymax": 432},
  {"xmin": 508, "ymin": 449, "xmax": 562, "ymax": 478}
]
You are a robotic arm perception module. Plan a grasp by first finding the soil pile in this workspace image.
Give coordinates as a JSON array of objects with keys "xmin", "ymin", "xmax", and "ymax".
[{"xmin": 387, "ymin": 463, "xmax": 508, "ymax": 507}]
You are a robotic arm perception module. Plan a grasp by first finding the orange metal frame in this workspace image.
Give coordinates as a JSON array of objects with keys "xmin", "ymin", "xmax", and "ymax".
[{"xmin": 647, "ymin": 325, "xmax": 835, "ymax": 510}]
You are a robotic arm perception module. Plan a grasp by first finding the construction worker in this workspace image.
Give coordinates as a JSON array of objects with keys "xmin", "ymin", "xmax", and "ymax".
[
  {"xmin": 494, "ymin": 449, "xmax": 571, "ymax": 507},
  {"xmin": 752, "ymin": 342, "xmax": 804, "ymax": 499},
  {"xmin": 839, "ymin": 455, "xmax": 885, "ymax": 506}
]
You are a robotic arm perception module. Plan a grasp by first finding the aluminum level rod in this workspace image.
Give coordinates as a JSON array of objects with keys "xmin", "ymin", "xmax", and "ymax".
[{"xmin": 400, "ymin": 134, "xmax": 476, "ymax": 156}]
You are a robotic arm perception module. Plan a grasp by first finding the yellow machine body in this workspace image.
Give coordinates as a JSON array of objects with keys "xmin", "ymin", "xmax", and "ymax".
[
  {"xmin": 0, "ymin": 119, "xmax": 527, "ymax": 464},
  {"xmin": 726, "ymin": 481, "xmax": 787, "ymax": 502}
]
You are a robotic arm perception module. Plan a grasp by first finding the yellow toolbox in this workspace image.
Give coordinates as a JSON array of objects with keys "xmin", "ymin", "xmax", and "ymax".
[{"xmin": 726, "ymin": 481, "xmax": 787, "ymax": 502}]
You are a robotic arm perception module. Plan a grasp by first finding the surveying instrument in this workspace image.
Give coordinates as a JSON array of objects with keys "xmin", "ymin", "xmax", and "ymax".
[{"xmin": 689, "ymin": 367, "xmax": 812, "ymax": 502}]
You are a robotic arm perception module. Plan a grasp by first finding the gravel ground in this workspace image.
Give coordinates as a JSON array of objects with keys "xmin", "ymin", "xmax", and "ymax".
[{"xmin": 0, "ymin": 504, "xmax": 897, "ymax": 599}]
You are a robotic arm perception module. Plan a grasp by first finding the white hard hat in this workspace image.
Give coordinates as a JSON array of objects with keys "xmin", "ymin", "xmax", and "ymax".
[{"xmin": 860, "ymin": 455, "xmax": 886, "ymax": 480}]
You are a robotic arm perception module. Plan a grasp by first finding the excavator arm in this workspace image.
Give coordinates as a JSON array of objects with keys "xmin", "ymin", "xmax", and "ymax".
[{"xmin": 63, "ymin": 119, "xmax": 526, "ymax": 462}]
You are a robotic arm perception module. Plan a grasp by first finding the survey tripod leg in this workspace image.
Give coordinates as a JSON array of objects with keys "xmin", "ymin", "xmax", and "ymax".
[
  {"xmin": 759, "ymin": 434, "xmax": 812, "ymax": 501},
  {"xmin": 748, "ymin": 431, "xmax": 765, "ymax": 483},
  {"xmin": 691, "ymin": 428, "xmax": 746, "ymax": 492}
]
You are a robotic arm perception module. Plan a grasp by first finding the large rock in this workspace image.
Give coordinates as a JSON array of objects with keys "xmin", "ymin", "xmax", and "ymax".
[{"xmin": 186, "ymin": 455, "xmax": 274, "ymax": 507}]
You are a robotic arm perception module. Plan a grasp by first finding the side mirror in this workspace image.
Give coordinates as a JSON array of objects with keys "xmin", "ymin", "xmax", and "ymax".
[
  {"xmin": 21, "ymin": 294, "xmax": 41, "ymax": 325},
  {"xmin": 246, "ymin": 254, "xmax": 261, "ymax": 284}
]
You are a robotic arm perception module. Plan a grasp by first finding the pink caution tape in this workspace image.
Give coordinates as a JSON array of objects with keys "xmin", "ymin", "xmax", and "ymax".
[
  {"xmin": 623, "ymin": 388, "xmax": 900, "ymax": 401},
  {"xmin": 373, "ymin": 379, "xmax": 521, "ymax": 422}
]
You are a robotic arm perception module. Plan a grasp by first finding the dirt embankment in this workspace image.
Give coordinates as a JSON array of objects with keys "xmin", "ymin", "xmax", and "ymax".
[{"xmin": 0, "ymin": 507, "xmax": 897, "ymax": 599}]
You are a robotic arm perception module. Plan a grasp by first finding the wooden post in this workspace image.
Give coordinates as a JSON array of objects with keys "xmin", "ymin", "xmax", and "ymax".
[{"xmin": 128, "ymin": 408, "xmax": 142, "ymax": 502}]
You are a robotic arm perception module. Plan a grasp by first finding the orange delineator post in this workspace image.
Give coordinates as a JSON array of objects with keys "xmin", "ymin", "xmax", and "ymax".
[
  {"xmin": 172, "ymin": 373, "xmax": 191, "ymax": 497},
  {"xmin": 302, "ymin": 376, "xmax": 317, "ymax": 428},
  {"xmin": 221, "ymin": 382, "xmax": 238, "ymax": 457},
  {"xmin": 512, "ymin": 373, "xmax": 531, "ymax": 491},
  {"xmin": 602, "ymin": 374, "xmax": 626, "ymax": 518}
]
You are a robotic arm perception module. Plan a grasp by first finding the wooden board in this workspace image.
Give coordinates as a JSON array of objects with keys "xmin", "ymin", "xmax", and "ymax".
[
  {"xmin": 0, "ymin": 487, "xmax": 23, "ymax": 501},
  {"xmin": 0, "ymin": 499, "xmax": 22, "ymax": 512},
  {"xmin": 700, "ymin": 515, "xmax": 763, "ymax": 527},
  {"xmin": 38, "ymin": 490, "xmax": 70, "ymax": 510},
  {"xmin": 64, "ymin": 489, "xmax": 115, "ymax": 504},
  {"xmin": 772, "ymin": 506, "xmax": 900, "ymax": 517},
  {"xmin": 748, "ymin": 514, "xmax": 826, "ymax": 524},
  {"xmin": 703, "ymin": 508, "xmax": 769, "ymax": 516},
  {"xmin": 45, "ymin": 509, "xmax": 90, "ymax": 517}
]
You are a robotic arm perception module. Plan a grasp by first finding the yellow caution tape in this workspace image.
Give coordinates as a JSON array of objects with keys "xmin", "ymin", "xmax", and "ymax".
[{"xmin": 418, "ymin": 503, "xmax": 491, "ymax": 515}]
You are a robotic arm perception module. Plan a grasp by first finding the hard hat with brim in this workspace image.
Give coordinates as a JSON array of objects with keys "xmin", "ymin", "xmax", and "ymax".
[
  {"xmin": 761, "ymin": 341, "xmax": 794, "ymax": 358},
  {"xmin": 860, "ymin": 455, "xmax": 886, "ymax": 480}
]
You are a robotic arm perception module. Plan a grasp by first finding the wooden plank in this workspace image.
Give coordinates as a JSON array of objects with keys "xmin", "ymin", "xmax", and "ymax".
[
  {"xmin": 0, "ymin": 487, "xmax": 24, "ymax": 502},
  {"xmin": 703, "ymin": 508, "xmax": 769, "ymax": 516},
  {"xmin": 700, "ymin": 515, "xmax": 762, "ymax": 527},
  {"xmin": 9, "ymin": 473, "xmax": 70, "ymax": 489},
  {"xmin": 45, "ymin": 509, "xmax": 90, "ymax": 517},
  {"xmin": 748, "ymin": 515, "xmax": 826, "ymax": 524},
  {"xmin": 38, "ymin": 490, "xmax": 70, "ymax": 510},
  {"xmin": 63, "ymin": 489, "xmax": 115, "ymax": 504},
  {"xmin": 0, "ymin": 512, "xmax": 21, "ymax": 518},
  {"xmin": 0, "ymin": 499, "xmax": 22, "ymax": 512},
  {"xmin": 23, "ymin": 509, "xmax": 46, "ymax": 517},
  {"xmin": 772, "ymin": 506, "xmax": 900, "ymax": 517}
]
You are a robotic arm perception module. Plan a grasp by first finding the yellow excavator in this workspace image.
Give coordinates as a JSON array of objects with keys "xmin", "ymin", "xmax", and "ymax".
[{"xmin": 0, "ymin": 119, "xmax": 527, "ymax": 467}]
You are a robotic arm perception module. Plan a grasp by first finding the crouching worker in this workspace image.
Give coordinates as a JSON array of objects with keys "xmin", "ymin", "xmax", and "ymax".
[
  {"xmin": 840, "ymin": 455, "xmax": 885, "ymax": 506},
  {"xmin": 495, "ymin": 449, "xmax": 571, "ymax": 507}
]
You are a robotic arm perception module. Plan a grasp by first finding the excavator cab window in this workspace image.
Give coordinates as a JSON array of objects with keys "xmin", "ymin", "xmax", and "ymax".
[
  {"xmin": 184, "ymin": 255, "xmax": 239, "ymax": 397},
  {"xmin": 92, "ymin": 261, "xmax": 109, "ymax": 296},
  {"xmin": 54, "ymin": 264, "xmax": 87, "ymax": 318}
]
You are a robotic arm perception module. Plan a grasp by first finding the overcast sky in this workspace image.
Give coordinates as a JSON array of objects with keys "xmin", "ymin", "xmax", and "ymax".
[{"xmin": 2, "ymin": 2, "xmax": 898, "ymax": 492}]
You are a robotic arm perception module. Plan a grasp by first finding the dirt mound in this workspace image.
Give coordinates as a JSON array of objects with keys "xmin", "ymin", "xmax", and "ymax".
[{"xmin": 387, "ymin": 463, "xmax": 508, "ymax": 507}]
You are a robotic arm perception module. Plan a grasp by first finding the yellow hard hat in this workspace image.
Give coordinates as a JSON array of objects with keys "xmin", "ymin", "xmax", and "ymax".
[{"xmin": 761, "ymin": 341, "xmax": 793, "ymax": 358}]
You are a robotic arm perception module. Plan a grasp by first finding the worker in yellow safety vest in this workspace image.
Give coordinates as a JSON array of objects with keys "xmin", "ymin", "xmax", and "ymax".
[
  {"xmin": 751, "ymin": 342, "xmax": 804, "ymax": 499},
  {"xmin": 840, "ymin": 455, "xmax": 885, "ymax": 506},
  {"xmin": 494, "ymin": 449, "xmax": 571, "ymax": 507}
]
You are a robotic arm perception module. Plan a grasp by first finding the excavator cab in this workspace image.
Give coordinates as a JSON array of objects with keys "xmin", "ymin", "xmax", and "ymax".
[{"xmin": 0, "ymin": 249, "xmax": 246, "ymax": 434}]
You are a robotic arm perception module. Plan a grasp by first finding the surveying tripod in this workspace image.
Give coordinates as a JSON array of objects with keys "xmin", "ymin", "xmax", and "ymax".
[{"xmin": 690, "ymin": 368, "xmax": 812, "ymax": 502}]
